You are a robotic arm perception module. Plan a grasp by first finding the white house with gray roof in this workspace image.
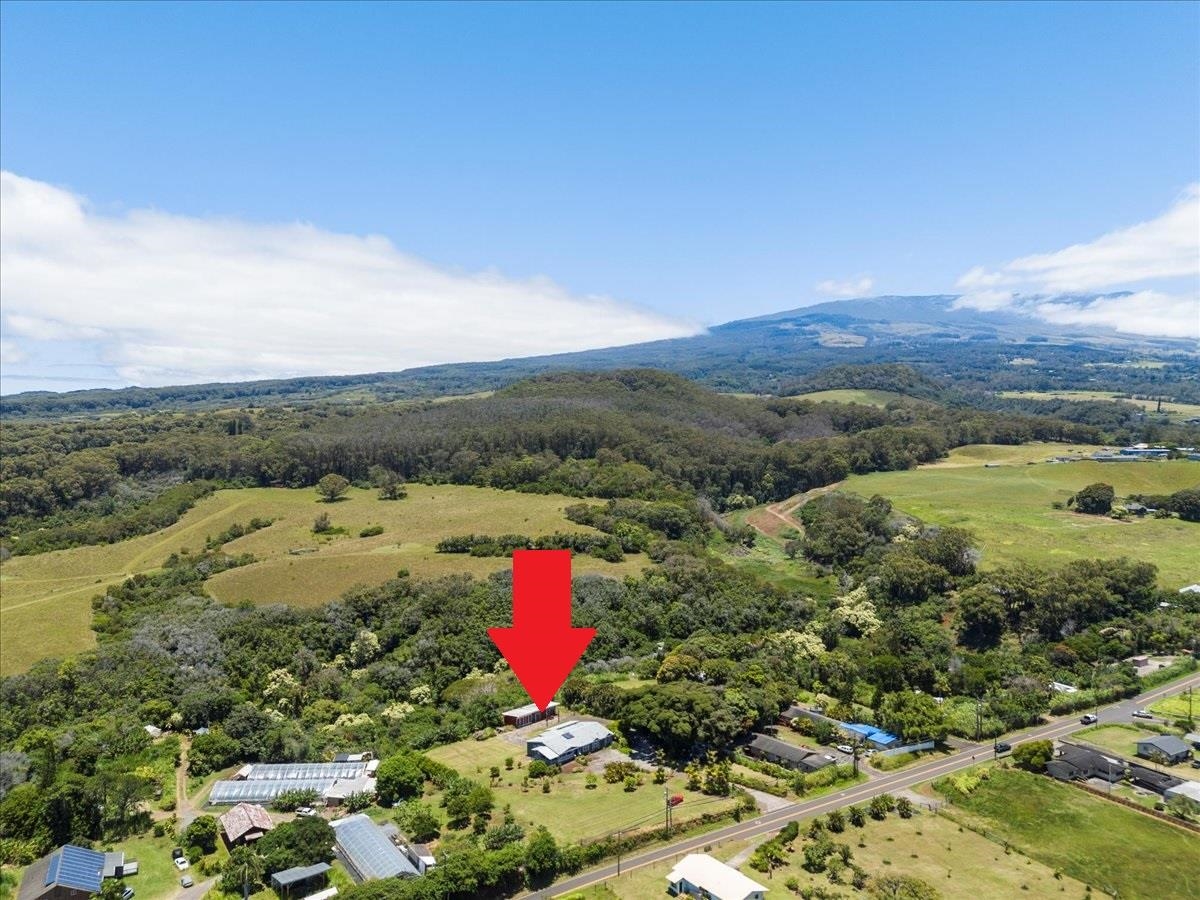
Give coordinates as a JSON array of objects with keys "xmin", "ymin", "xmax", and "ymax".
[{"xmin": 526, "ymin": 720, "xmax": 614, "ymax": 765}]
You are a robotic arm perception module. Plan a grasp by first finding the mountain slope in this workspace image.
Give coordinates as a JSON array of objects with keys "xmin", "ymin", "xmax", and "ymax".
[{"xmin": 2, "ymin": 295, "xmax": 1195, "ymax": 417}]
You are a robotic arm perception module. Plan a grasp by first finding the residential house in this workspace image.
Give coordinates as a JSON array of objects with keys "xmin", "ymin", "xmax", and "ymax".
[
  {"xmin": 746, "ymin": 733, "xmax": 811, "ymax": 769},
  {"xmin": 526, "ymin": 720, "xmax": 614, "ymax": 766},
  {"xmin": 502, "ymin": 701, "xmax": 558, "ymax": 728},
  {"xmin": 666, "ymin": 853, "xmax": 768, "ymax": 900},
  {"xmin": 220, "ymin": 802, "xmax": 275, "ymax": 845},
  {"xmin": 1135, "ymin": 734, "xmax": 1193, "ymax": 765},
  {"xmin": 778, "ymin": 704, "xmax": 805, "ymax": 726},
  {"xmin": 17, "ymin": 846, "xmax": 105, "ymax": 900},
  {"xmin": 1046, "ymin": 744, "xmax": 1124, "ymax": 783},
  {"xmin": 1127, "ymin": 763, "xmax": 1183, "ymax": 795}
]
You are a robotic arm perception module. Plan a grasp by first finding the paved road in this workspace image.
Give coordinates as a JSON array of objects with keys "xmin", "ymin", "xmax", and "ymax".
[{"xmin": 530, "ymin": 671, "xmax": 1200, "ymax": 898}]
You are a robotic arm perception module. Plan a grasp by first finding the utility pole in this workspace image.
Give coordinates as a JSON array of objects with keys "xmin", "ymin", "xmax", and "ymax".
[
  {"xmin": 974, "ymin": 695, "xmax": 983, "ymax": 743},
  {"xmin": 664, "ymin": 786, "xmax": 671, "ymax": 836}
]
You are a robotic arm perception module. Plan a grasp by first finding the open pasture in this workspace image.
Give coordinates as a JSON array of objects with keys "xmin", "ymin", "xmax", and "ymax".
[
  {"xmin": 0, "ymin": 485, "xmax": 645, "ymax": 674},
  {"xmin": 840, "ymin": 451, "xmax": 1199, "ymax": 586}
]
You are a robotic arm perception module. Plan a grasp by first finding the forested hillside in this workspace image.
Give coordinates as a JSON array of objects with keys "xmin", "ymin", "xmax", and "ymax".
[
  {"xmin": 2, "ymin": 364, "xmax": 1199, "ymax": 896},
  {"xmin": 3, "ymin": 368, "xmax": 1159, "ymax": 556}
]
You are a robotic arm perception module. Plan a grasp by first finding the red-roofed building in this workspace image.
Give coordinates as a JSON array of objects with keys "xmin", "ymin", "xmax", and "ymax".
[{"xmin": 220, "ymin": 802, "xmax": 275, "ymax": 845}]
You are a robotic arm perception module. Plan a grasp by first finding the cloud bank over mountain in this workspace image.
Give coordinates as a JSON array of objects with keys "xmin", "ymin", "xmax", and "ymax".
[
  {"xmin": 0, "ymin": 171, "xmax": 701, "ymax": 388},
  {"xmin": 954, "ymin": 185, "xmax": 1199, "ymax": 339}
]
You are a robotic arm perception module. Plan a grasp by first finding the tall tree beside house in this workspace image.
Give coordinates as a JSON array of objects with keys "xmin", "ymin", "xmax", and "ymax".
[
  {"xmin": 316, "ymin": 473, "xmax": 350, "ymax": 502},
  {"xmin": 1171, "ymin": 486, "xmax": 1200, "ymax": 522},
  {"xmin": 1071, "ymin": 482, "xmax": 1115, "ymax": 515}
]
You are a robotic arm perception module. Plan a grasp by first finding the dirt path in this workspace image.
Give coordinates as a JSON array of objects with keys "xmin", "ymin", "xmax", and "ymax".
[
  {"xmin": 745, "ymin": 482, "xmax": 842, "ymax": 539},
  {"xmin": 174, "ymin": 736, "xmax": 201, "ymax": 827}
]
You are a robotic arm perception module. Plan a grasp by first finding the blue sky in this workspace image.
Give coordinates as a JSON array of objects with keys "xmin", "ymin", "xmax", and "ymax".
[{"xmin": 1, "ymin": 1, "xmax": 1197, "ymax": 392}]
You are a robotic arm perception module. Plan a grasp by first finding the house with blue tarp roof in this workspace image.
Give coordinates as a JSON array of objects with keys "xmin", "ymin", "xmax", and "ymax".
[
  {"xmin": 842, "ymin": 723, "xmax": 900, "ymax": 748},
  {"xmin": 18, "ymin": 845, "xmax": 105, "ymax": 900}
]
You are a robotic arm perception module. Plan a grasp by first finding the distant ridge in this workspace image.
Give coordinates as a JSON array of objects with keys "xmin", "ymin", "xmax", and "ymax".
[{"xmin": 2, "ymin": 294, "xmax": 1195, "ymax": 417}]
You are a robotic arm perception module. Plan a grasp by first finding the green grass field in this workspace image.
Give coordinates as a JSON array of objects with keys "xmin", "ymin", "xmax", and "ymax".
[
  {"xmin": 839, "ymin": 449, "xmax": 1200, "ymax": 587},
  {"xmin": 934, "ymin": 767, "xmax": 1200, "ymax": 900},
  {"xmin": 566, "ymin": 805, "xmax": 1093, "ymax": 900},
  {"xmin": 1000, "ymin": 390, "xmax": 1200, "ymax": 422},
  {"xmin": 0, "ymin": 484, "xmax": 646, "ymax": 675},
  {"xmin": 1076, "ymin": 723, "xmax": 1200, "ymax": 780},
  {"xmin": 423, "ymin": 726, "xmax": 737, "ymax": 844},
  {"xmin": 790, "ymin": 388, "xmax": 918, "ymax": 407},
  {"xmin": 1151, "ymin": 689, "xmax": 1199, "ymax": 722},
  {"xmin": 1075, "ymin": 723, "xmax": 1161, "ymax": 758}
]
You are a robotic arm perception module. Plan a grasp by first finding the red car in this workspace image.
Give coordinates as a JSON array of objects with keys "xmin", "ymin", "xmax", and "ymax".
[{"xmin": 669, "ymin": 794, "xmax": 684, "ymax": 807}]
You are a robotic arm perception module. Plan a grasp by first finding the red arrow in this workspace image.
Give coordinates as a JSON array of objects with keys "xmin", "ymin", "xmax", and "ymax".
[{"xmin": 488, "ymin": 549, "xmax": 595, "ymax": 711}]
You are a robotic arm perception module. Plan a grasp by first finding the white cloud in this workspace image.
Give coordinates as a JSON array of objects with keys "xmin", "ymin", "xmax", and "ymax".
[
  {"xmin": 0, "ymin": 171, "xmax": 702, "ymax": 388},
  {"xmin": 0, "ymin": 339, "xmax": 28, "ymax": 366},
  {"xmin": 954, "ymin": 185, "xmax": 1200, "ymax": 339},
  {"xmin": 815, "ymin": 275, "xmax": 874, "ymax": 298}
]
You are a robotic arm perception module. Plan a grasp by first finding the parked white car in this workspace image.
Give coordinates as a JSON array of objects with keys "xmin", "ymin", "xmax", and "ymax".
[
  {"xmin": 836, "ymin": 744, "xmax": 854, "ymax": 754},
  {"xmin": 173, "ymin": 858, "xmax": 190, "ymax": 872}
]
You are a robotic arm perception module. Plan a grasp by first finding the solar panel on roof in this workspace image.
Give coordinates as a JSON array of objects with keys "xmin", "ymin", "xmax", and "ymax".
[{"xmin": 47, "ymin": 846, "xmax": 104, "ymax": 893}]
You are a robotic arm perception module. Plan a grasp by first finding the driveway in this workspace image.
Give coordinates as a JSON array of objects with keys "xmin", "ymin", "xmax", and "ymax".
[{"xmin": 174, "ymin": 876, "xmax": 215, "ymax": 900}]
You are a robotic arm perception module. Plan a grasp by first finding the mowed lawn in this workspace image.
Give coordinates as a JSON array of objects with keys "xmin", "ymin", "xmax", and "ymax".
[
  {"xmin": 423, "ymin": 728, "xmax": 737, "ymax": 844},
  {"xmin": 840, "ymin": 450, "xmax": 1200, "ymax": 587},
  {"xmin": 935, "ymin": 768, "xmax": 1200, "ymax": 900},
  {"xmin": 0, "ymin": 485, "xmax": 646, "ymax": 674},
  {"xmin": 1077, "ymin": 724, "xmax": 1200, "ymax": 781}
]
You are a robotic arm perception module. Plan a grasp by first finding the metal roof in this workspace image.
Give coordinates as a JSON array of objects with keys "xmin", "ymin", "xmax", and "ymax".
[
  {"xmin": 1137, "ymin": 734, "xmax": 1192, "ymax": 755},
  {"xmin": 45, "ymin": 846, "xmax": 104, "ymax": 893},
  {"xmin": 331, "ymin": 814, "xmax": 418, "ymax": 881},
  {"xmin": 271, "ymin": 863, "xmax": 331, "ymax": 888},
  {"xmin": 503, "ymin": 701, "xmax": 557, "ymax": 718},
  {"xmin": 667, "ymin": 853, "xmax": 767, "ymax": 899},
  {"xmin": 526, "ymin": 720, "xmax": 612, "ymax": 759},
  {"xmin": 748, "ymin": 733, "xmax": 810, "ymax": 763}
]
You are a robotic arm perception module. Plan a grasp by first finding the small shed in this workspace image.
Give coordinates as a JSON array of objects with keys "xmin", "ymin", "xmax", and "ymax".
[
  {"xmin": 502, "ymin": 701, "xmax": 558, "ymax": 728},
  {"xmin": 271, "ymin": 863, "xmax": 331, "ymax": 897},
  {"xmin": 1164, "ymin": 781, "xmax": 1200, "ymax": 806}
]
